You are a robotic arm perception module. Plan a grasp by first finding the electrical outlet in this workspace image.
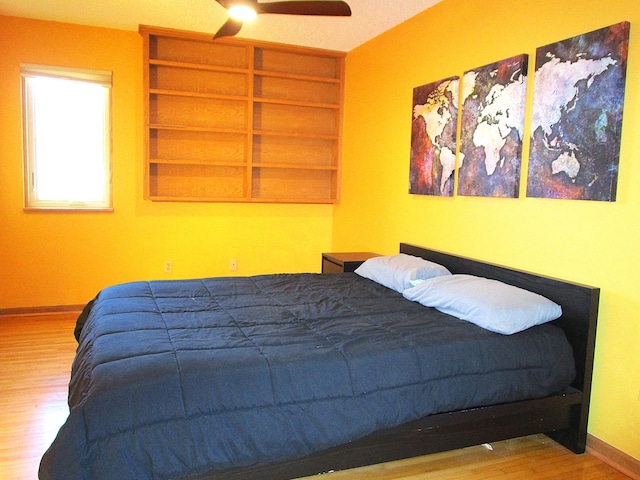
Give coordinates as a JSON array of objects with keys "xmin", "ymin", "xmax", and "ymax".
[
  {"xmin": 230, "ymin": 259, "xmax": 237, "ymax": 272},
  {"xmin": 164, "ymin": 260, "xmax": 172, "ymax": 273}
]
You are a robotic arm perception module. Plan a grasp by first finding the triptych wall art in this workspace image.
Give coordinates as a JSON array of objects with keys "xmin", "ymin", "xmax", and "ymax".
[{"xmin": 409, "ymin": 21, "xmax": 630, "ymax": 201}]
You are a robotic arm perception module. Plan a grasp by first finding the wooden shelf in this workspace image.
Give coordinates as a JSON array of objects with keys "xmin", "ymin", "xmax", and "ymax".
[
  {"xmin": 254, "ymin": 98, "xmax": 340, "ymax": 109},
  {"xmin": 254, "ymin": 163, "xmax": 338, "ymax": 171},
  {"xmin": 141, "ymin": 25, "xmax": 345, "ymax": 203},
  {"xmin": 150, "ymin": 158, "xmax": 248, "ymax": 167},
  {"xmin": 253, "ymin": 130, "xmax": 339, "ymax": 140},
  {"xmin": 150, "ymin": 58, "xmax": 250, "ymax": 75},
  {"xmin": 149, "ymin": 124, "xmax": 248, "ymax": 134},
  {"xmin": 254, "ymin": 69, "xmax": 341, "ymax": 84},
  {"xmin": 150, "ymin": 89, "xmax": 249, "ymax": 102}
]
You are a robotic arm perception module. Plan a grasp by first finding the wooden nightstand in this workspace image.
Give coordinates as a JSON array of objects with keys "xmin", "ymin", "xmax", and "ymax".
[{"xmin": 321, "ymin": 252, "xmax": 381, "ymax": 273}]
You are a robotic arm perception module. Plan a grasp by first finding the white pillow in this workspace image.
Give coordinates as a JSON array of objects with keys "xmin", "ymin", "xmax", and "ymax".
[
  {"xmin": 402, "ymin": 274, "xmax": 562, "ymax": 334},
  {"xmin": 354, "ymin": 254, "xmax": 451, "ymax": 293}
]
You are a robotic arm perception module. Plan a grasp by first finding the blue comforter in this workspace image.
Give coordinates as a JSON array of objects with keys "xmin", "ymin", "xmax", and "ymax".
[{"xmin": 39, "ymin": 273, "xmax": 575, "ymax": 480}]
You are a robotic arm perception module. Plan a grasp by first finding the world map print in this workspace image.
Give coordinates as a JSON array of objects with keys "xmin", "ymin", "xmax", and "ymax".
[
  {"xmin": 410, "ymin": 76, "xmax": 460, "ymax": 196},
  {"xmin": 527, "ymin": 22, "xmax": 630, "ymax": 201},
  {"xmin": 459, "ymin": 54, "xmax": 528, "ymax": 197}
]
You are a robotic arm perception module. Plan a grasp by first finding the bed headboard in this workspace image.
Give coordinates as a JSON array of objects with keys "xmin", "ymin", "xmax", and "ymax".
[{"xmin": 399, "ymin": 243, "xmax": 599, "ymax": 397}]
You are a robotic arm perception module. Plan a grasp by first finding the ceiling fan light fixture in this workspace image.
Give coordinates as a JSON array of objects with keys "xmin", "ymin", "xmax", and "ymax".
[
  {"xmin": 213, "ymin": 0, "xmax": 352, "ymax": 40},
  {"xmin": 228, "ymin": 4, "xmax": 257, "ymax": 21}
]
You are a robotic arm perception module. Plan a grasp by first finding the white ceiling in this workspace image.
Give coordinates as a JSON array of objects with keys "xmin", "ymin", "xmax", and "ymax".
[{"xmin": 0, "ymin": 0, "xmax": 442, "ymax": 52}]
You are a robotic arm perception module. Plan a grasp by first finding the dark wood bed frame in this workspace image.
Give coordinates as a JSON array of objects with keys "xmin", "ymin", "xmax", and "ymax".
[{"xmin": 205, "ymin": 243, "xmax": 600, "ymax": 480}]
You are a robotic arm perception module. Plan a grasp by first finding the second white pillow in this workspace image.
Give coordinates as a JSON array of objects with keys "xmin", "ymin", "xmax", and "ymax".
[{"xmin": 354, "ymin": 253, "xmax": 451, "ymax": 293}]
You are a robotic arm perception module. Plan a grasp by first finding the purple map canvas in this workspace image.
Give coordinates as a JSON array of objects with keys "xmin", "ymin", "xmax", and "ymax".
[
  {"xmin": 459, "ymin": 54, "xmax": 528, "ymax": 198},
  {"xmin": 527, "ymin": 22, "xmax": 630, "ymax": 201},
  {"xmin": 410, "ymin": 76, "xmax": 460, "ymax": 197}
]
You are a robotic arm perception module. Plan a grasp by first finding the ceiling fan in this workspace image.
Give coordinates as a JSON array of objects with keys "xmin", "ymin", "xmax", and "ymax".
[{"xmin": 213, "ymin": 0, "xmax": 352, "ymax": 39}]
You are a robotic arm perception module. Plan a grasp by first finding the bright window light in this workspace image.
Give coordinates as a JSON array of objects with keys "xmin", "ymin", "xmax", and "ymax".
[
  {"xmin": 21, "ymin": 65, "xmax": 112, "ymax": 210},
  {"xmin": 228, "ymin": 5, "xmax": 257, "ymax": 21}
]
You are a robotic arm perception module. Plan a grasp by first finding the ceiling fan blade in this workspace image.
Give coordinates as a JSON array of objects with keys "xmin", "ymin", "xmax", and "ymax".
[
  {"xmin": 214, "ymin": 0, "xmax": 236, "ymax": 8},
  {"xmin": 256, "ymin": 1, "xmax": 352, "ymax": 16},
  {"xmin": 213, "ymin": 17, "xmax": 243, "ymax": 39}
]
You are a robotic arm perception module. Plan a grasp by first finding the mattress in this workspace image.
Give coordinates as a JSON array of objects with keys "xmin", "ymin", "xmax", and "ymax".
[{"xmin": 39, "ymin": 273, "xmax": 576, "ymax": 480}]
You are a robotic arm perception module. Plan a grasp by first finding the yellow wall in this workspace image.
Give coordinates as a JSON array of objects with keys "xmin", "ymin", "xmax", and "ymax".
[
  {"xmin": 0, "ymin": 15, "xmax": 333, "ymax": 309},
  {"xmin": 336, "ymin": 0, "xmax": 639, "ymax": 461}
]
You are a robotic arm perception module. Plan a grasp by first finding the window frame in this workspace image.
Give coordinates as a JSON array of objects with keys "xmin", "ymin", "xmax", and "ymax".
[{"xmin": 21, "ymin": 64, "xmax": 113, "ymax": 211}]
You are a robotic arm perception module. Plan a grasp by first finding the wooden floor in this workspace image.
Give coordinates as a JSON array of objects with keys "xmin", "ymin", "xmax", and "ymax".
[{"xmin": 0, "ymin": 312, "xmax": 631, "ymax": 480}]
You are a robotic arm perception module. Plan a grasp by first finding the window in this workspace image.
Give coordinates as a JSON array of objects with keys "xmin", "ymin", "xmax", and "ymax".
[{"xmin": 21, "ymin": 65, "xmax": 112, "ymax": 210}]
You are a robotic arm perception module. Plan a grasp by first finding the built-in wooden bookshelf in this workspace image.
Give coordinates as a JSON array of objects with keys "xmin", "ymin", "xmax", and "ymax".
[{"xmin": 140, "ymin": 26, "xmax": 345, "ymax": 203}]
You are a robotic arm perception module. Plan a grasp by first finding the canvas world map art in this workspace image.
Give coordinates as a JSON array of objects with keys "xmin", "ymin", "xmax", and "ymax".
[
  {"xmin": 409, "ymin": 21, "xmax": 629, "ymax": 201},
  {"xmin": 410, "ymin": 76, "xmax": 460, "ymax": 196},
  {"xmin": 527, "ymin": 22, "xmax": 630, "ymax": 201},
  {"xmin": 458, "ymin": 54, "xmax": 528, "ymax": 198}
]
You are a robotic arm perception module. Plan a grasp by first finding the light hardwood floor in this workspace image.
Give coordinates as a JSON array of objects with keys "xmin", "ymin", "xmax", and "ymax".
[{"xmin": 0, "ymin": 312, "xmax": 631, "ymax": 480}]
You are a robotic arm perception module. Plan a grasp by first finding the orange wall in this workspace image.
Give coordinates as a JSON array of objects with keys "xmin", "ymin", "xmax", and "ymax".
[
  {"xmin": 0, "ymin": 15, "xmax": 333, "ymax": 309},
  {"xmin": 336, "ymin": 0, "xmax": 640, "ymax": 461}
]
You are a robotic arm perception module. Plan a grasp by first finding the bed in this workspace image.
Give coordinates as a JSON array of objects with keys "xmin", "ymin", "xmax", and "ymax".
[{"xmin": 39, "ymin": 243, "xmax": 599, "ymax": 480}]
